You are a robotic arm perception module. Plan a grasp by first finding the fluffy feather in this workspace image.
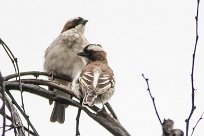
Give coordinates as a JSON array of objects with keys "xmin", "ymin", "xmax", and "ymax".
[
  {"xmin": 43, "ymin": 17, "xmax": 89, "ymax": 123},
  {"xmin": 72, "ymin": 44, "xmax": 115, "ymax": 107}
]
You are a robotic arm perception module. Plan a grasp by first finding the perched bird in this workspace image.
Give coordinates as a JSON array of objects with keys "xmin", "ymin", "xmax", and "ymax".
[
  {"xmin": 162, "ymin": 119, "xmax": 184, "ymax": 136},
  {"xmin": 72, "ymin": 44, "xmax": 115, "ymax": 108},
  {"xmin": 43, "ymin": 17, "xmax": 89, "ymax": 123},
  {"xmin": 162, "ymin": 119, "xmax": 174, "ymax": 136}
]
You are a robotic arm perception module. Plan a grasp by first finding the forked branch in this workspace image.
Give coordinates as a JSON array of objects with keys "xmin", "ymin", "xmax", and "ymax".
[
  {"xmin": 3, "ymin": 76, "xmax": 130, "ymax": 136},
  {"xmin": 185, "ymin": 0, "xmax": 200, "ymax": 136}
]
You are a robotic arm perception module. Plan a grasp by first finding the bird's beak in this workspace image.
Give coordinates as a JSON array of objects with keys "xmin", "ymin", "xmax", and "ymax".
[
  {"xmin": 77, "ymin": 51, "xmax": 88, "ymax": 57},
  {"xmin": 80, "ymin": 19, "xmax": 88, "ymax": 25}
]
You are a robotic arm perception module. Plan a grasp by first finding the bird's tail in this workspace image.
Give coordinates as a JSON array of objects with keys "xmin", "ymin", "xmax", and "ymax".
[
  {"xmin": 50, "ymin": 102, "xmax": 66, "ymax": 123},
  {"xmin": 49, "ymin": 79, "xmax": 71, "ymax": 123}
]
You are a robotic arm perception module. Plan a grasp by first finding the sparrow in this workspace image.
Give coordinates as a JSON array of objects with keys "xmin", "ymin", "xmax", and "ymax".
[
  {"xmin": 162, "ymin": 119, "xmax": 184, "ymax": 136},
  {"xmin": 162, "ymin": 119, "xmax": 174, "ymax": 136},
  {"xmin": 43, "ymin": 17, "xmax": 89, "ymax": 123},
  {"xmin": 72, "ymin": 44, "xmax": 115, "ymax": 108}
]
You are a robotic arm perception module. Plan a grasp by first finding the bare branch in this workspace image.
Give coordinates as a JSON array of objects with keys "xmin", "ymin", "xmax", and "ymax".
[
  {"xmin": 0, "ymin": 110, "xmax": 35, "ymax": 136},
  {"xmin": 75, "ymin": 101, "xmax": 82, "ymax": 136},
  {"xmin": 0, "ymin": 72, "xmax": 6, "ymax": 136},
  {"xmin": 4, "ymin": 71, "xmax": 72, "ymax": 82},
  {"xmin": 11, "ymin": 77, "xmax": 126, "ymax": 135},
  {"xmin": 0, "ymin": 38, "xmax": 29, "ymax": 134},
  {"xmin": 105, "ymin": 102, "xmax": 118, "ymax": 120},
  {"xmin": 185, "ymin": 0, "xmax": 200, "ymax": 136},
  {"xmin": 19, "ymin": 79, "xmax": 76, "ymax": 97},
  {"xmin": 0, "ymin": 93, "xmax": 26, "ymax": 136},
  {"xmin": 5, "ymin": 91, "xmax": 39, "ymax": 136},
  {"xmin": 4, "ymin": 81, "xmax": 131, "ymax": 136},
  {"xmin": 142, "ymin": 74, "xmax": 163, "ymax": 126},
  {"xmin": 0, "ymin": 38, "xmax": 17, "ymax": 74},
  {"xmin": 191, "ymin": 112, "xmax": 204, "ymax": 136}
]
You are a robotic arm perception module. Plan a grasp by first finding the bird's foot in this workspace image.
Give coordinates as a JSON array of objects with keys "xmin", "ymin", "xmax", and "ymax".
[
  {"xmin": 48, "ymin": 71, "xmax": 56, "ymax": 81},
  {"xmin": 97, "ymin": 106, "xmax": 107, "ymax": 114}
]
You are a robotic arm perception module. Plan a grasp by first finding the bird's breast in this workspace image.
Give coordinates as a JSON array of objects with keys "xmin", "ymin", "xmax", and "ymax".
[{"xmin": 44, "ymin": 44, "xmax": 86, "ymax": 78}]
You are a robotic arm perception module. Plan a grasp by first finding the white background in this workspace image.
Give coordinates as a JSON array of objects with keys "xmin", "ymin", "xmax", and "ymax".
[{"xmin": 0, "ymin": 0, "xmax": 204, "ymax": 135}]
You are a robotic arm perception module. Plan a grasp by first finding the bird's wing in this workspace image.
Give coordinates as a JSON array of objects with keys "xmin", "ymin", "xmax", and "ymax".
[
  {"xmin": 79, "ymin": 71, "xmax": 94, "ymax": 92},
  {"xmin": 95, "ymin": 69, "xmax": 115, "ymax": 95},
  {"xmin": 79, "ymin": 66, "xmax": 115, "ymax": 95},
  {"xmin": 44, "ymin": 35, "xmax": 61, "ymax": 58}
]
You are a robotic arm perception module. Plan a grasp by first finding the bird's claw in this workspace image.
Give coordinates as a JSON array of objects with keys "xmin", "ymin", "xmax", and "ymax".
[{"xmin": 48, "ymin": 71, "xmax": 56, "ymax": 81}]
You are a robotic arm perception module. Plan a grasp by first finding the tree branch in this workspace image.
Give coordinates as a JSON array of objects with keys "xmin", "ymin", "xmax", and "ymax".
[
  {"xmin": 191, "ymin": 112, "xmax": 204, "ymax": 136},
  {"xmin": 75, "ymin": 100, "xmax": 82, "ymax": 136},
  {"xmin": 0, "ymin": 110, "xmax": 35, "ymax": 136},
  {"xmin": 0, "ymin": 38, "xmax": 30, "ymax": 134},
  {"xmin": 4, "ymin": 81, "xmax": 131, "ymax": 136},
  {"xmin": 5, "ymin": 91, "xmax": 39, "ymax": 136},
  {"xmin": 0, "ymin": 93, "xmax": 26, "ymax": 136},
  {"xmin": 185, "ymin": 0, "xmax": 200, "ymax": 136},
  {"xmin": 0, "ymin": 38, "xmax": 18, "ymax": 75},
  {"xmin": 142, "ymin": 74, "xmax": 163, "ymax": 126},
  {"xmin": 4, "ymin": 71, "xmax": 72, "ymax": 82},
  {"xmin": 0, "ymin": 72, "xmax": 6, "ymax": 136}
]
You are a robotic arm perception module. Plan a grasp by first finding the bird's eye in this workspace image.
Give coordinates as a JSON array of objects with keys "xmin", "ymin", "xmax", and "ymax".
[
  {"xmin": 96, "ymin": 44, "xmax": 102, "ymax": 47},
  {"xmin": 78, "ymin": 17, "xmax": 83, "ymax": 20}
]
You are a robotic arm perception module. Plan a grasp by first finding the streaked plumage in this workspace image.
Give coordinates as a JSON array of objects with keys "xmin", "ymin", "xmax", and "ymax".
[
  {"xmin": 43, "ymin": 17, "xmax": 89, "ymax": 123},
  {"xmin": 72, "ymin": 44, "xmax": 115, "ymax": 107}
]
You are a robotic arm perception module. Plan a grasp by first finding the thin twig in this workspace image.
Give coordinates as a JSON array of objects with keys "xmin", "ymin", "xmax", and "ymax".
[
  {"xmin": 191, "ymin": 112, "xmax": 204, "ymax": 136},
  {"xmin": 142, "ymin": 74, "xmax": 163, "ymax": 126},
  {"xmin": 105, "ymin": 102, "xmax": 118, "ymax": 120},
  {"xmin": 0, "ymin": 111, "xmax": 11, "ymax": 122},
  {"xmin": 0, "ymin": 93, "xmax": 26, "ymax": 136},
  {"xmin": 5, "ymin": 91, "xmax": 39, "ymax": 136},
  {"xmin": 0, "ymin": 38, "xmax": 17, "ymax": 74},
  {"xmin": 185, "ymin": 0, "xmax": 200, "ymax": 136},
  {"xmin": 4, "ymin": 126, "xmax": 14, "ymax": 134},
  {"xmin": 0, "ymin": 72, "xmax": 6, "ymax": 136},
  {"xmin": 0, "ymin": 111, "xmax": 35, "ymax": 135},
  {"xmin": 76, "ymin": 100, "xmax": 82, "ymax": 136},
  {"xmin": 0, "ymin": 38, "xmax": 29, "ymax": 134}
]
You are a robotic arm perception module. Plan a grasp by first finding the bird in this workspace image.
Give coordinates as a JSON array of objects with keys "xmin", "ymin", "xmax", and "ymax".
[
  {"xmin": 43, "ymin": 17, "xmax": 89, "ymax": 123},
  {"xmin": 71, "ymin": 44, "xmax": 115, "ymax": 108},
  {"xmin": 162, "ymin": 119, "xmax": 174, "ymax": 136},
  {"xmin": 162, "ymin": 119, "xmax": 184, "ymax": 136}
]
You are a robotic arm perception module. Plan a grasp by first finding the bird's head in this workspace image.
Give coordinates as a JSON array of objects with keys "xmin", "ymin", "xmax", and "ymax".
[
  {"xmin": 61, "ymin": 17, "xmax": 88, "ymax": 33},
  {"xmin": 77, "ymin": 44, "xmax": 107, "ymax": 63},
  {"xmin": 163, "ymin": 119, "xmax": 174, "ymax": 134}
]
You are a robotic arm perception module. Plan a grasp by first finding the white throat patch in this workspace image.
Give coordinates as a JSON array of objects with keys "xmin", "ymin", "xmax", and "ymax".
[{"xmin": 87, "ymin": 44, "xmax": 104, "ymax": 52}]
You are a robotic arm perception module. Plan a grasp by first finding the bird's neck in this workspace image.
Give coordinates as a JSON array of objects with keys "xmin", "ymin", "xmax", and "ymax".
[
  {"xmin": 91, "ymin": 59, "xmax": 108, "ymax": 64},
  {"xmin": 100, "ymin": 59, "xmax": 108, "ymax": 64},
  {"xmin": 75, "ymin": 24, "xmax": 85, "ymax": 34}
]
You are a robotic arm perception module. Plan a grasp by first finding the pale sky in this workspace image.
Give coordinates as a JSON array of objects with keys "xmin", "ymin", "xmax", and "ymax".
[{"xmin": 0, "ymin": 0, "xmax": 204, "ymax": 135}]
